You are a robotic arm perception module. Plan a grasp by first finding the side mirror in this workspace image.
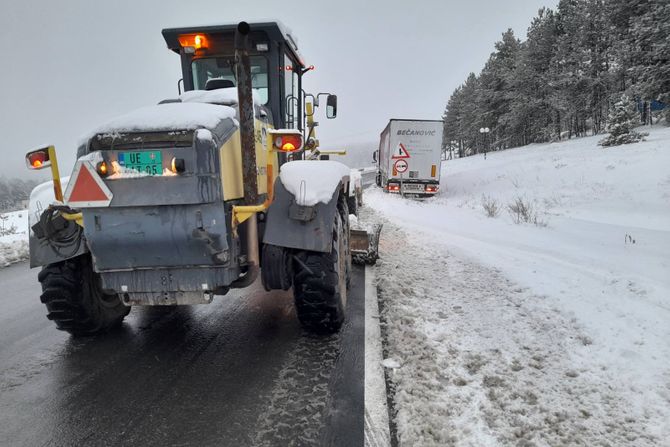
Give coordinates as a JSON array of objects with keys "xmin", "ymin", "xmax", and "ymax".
[
  {"xmin": 372, "ymin": 150, "xmax": 378, "ymax": 163},
  {"xmin": 326, "ymin": 94, "xmax": 337, "ymax": 119},
  {"xmin": 26, "ymin": 146, "xmax": 54, "ymax": 170}
]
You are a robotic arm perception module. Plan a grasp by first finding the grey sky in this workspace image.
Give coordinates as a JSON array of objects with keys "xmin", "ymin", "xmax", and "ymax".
[{"xmin": 0, "ymin": 0, "xmax": 557, "ymax": 178}]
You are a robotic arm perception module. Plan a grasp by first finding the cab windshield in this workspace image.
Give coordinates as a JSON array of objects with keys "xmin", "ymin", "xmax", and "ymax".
[{"xmin": 191, "ymin": 56, "xmax": 269, "ymax": 104}]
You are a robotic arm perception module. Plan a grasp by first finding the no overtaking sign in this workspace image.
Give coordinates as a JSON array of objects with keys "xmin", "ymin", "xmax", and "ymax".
[{"xmin": 394, "ymin": 159, "xmax": 408, "ymax": 174}]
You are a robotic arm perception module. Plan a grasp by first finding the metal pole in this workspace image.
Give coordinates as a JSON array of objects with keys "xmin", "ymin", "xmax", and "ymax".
[
  {"xmin": 47, "ymin": 146, "xmax": 63, "ymax": 202},
  {"xmin": 235, "ymin": 21, "xmax": 259, "ymax": 206}
]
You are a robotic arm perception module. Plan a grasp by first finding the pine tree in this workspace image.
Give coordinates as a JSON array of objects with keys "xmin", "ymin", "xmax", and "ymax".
[
  {"xmin": 443, "ymin": 0, "xmax": 669, "ymax": 155},
  {"xmin": 630, "ymin": 1, "xmax": 670, "ymax": 124},
  {"xmin": 599, "ymin": 95, "xmax": 647, "ymax": 146}
]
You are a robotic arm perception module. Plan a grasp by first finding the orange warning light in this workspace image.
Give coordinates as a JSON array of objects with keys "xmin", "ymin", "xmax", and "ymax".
[
  {"xmin": 274, "ymin": 134, "xmax": 303, "ymax": 152},
  {"xmin": 97, "ymin": 161, "xmax": 108, "ymax": 177},
  {"xmin": 178, "ymin": 34, "xmax": 208, "ymax": 50},
  {"xmin": 26, "ymin": 149, "xmax": 50, "ymax": 170}
]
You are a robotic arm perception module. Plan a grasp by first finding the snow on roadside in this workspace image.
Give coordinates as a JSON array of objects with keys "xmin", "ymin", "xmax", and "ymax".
[
  {"xmin": 365, "ymin": 126, "xmax": 670, "ymax": 445},
  {"xmin": 370, "ymin": 213, "xmax": 664, "ymax": 446},
  {"xmin": 0, "ymin": 210, "xmax": 29, "ymax": 267}
]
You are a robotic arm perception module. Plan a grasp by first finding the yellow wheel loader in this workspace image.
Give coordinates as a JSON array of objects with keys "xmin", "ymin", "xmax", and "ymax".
[{"xmin": 25, "ymin": 21, "xmax": 377, "ymax": 336}]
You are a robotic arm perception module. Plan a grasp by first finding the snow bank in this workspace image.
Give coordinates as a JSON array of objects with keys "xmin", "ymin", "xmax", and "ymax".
[
  {"xmin": 0, "ymin": 240, "xmax": 28, "ymax": 267},
  {"xmin": 365, "ymin": 125, "xmax": 670, "ymax": 445},
  {"xmin": 279, "ymin": 160, "xmax": 350, "ymax": 206},
  {"xmin": 0, "ymin": 210, "xmax": 29, "ymax": 267},
  {"xmin": 371, "ymin": 216, "xmax": 662, "ymax": 446},
  {"xmin": 80, "ymin": 102, "xmax": 236, "ymax": 144},
  {"xmin": 179, "ymin": 87, "xmax": 261, "ymax": 105}
]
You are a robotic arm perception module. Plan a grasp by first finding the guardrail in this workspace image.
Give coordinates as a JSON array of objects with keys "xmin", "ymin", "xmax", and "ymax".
[{"xmin": 359, "ymin": 169, "xmax": 377, "ymax": 188}]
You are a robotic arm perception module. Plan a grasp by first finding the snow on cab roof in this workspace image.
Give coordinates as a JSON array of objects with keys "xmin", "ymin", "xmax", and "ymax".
[
  {"xmin": 80, "ymin": 102, "xmax": 236, "ymax": 144},
  {"xmin": 179, "ymin": 87, "xmax": 261, "ymax": 105},
  {"xmin": 279, "ymin": 160, "xmax": 350, "ymax": 207}
]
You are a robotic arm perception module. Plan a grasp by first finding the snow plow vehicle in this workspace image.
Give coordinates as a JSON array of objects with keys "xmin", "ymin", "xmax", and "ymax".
[{"xmin": 25, "ymin": 21, "xmax": 376, "ymax": 336}]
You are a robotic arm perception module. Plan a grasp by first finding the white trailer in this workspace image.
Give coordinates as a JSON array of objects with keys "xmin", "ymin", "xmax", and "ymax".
[{"xmin": 375, "ymin": 119, "xmax": 443, "ymax": 197}]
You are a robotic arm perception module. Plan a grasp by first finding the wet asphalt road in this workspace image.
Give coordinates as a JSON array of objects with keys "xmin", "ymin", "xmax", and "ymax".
[{"xmin": 0, "ymin": 261, "xmax": 364, "ymax": 447}]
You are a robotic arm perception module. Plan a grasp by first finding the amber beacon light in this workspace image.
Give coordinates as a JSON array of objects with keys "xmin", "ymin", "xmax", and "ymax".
[{"xmin": 273, "ymin": 133, "xmax": 303, "ymax": 152}]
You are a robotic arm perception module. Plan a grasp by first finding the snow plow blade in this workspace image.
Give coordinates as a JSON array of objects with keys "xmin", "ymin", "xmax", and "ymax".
[{"xmin": 351, "ymin": 225, "xmax": 382, "ymax": 265}]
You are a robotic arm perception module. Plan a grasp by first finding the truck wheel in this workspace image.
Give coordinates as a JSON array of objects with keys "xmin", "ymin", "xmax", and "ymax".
[
  {"xmin": 38, "ymin": 254, "xmax": 130, "ymax": 336},
  {"xmin": 293, "ymin": 212, "xmax": 348, "ymax": 334}
]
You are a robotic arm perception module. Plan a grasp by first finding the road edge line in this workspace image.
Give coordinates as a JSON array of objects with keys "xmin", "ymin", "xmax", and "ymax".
[{"xmin": 364, "ymin": 265, "xmax": 392, "ymax": 447}]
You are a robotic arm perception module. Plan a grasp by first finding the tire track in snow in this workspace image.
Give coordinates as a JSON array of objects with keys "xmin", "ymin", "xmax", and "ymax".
[{"xmin": 252, "ymin": 334, "xmax": 340, "ymax": 446}]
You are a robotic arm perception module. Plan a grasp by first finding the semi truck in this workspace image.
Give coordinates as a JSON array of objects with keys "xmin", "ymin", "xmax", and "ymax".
[
  {"xmin": 374, "ymin": 119, "xmax": 443, "ymax": 197},
  {"xmin": 24, "ymin": 21, "xmax": 377, "ymax": 337}
]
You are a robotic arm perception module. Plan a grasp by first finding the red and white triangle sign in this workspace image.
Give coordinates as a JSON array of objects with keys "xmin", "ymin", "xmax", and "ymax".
[
  {"xmin": 64, "ymin": 161, "xmax": 113, "ymax": 208},
  {"xmin": 392, "ymin": 143, "xmax": 411, "ymax": 159}
]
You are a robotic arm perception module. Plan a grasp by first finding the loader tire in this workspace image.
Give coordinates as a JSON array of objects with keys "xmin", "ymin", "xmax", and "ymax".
[
  {"xmin": 337, "ymin": 192, "xmax": 352, "ymax": 289},
  {"xmin": 293, "ymin": 212, "xmax": 348, "ymax": 334},
  {"xmin": 38, "ymin": 254, "xmax": 130, "ymax": 336}
]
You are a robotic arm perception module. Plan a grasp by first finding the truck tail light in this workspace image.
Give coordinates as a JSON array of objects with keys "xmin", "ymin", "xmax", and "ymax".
[
  {"xmin": 426, "ymin": 185, "xmax": 438, "ymax": 193},
  {"xmin": 388, "ymin": 184, "xmax": 400, "ymax": 193}
]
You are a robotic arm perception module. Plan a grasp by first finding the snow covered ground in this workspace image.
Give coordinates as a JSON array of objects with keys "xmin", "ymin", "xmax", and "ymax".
[
  {"xmin": 0, "ymin": 209, "xmax": 29, "ymax": 267},
  {"xmin": 365, "ymin": 126, "xmax": 670, "ymax": 446}
]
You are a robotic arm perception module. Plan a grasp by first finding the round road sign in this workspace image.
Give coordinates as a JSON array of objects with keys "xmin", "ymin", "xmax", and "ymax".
[{"xmin": 394, "ymin": 159, "xmax": 408, "ymax": 174}]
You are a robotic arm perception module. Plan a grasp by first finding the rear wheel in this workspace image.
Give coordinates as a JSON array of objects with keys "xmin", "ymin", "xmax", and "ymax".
[
  {"xmin": 38, "ymin": 254, "xmax": 130, "ymax": 336},
  {"xmin": 293, "ymin": 211, "xmax": 348, "ymax": 334}
]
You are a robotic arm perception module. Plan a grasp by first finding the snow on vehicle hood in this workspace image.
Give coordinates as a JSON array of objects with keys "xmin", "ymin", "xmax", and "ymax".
[
  {"xmin": 79, "ymin": 102, "xmax": 236, "ymax": 144},
  {"xmin": 279, "ymin": 160, "xmax": 350, "ymax": 206},
  {"xmin": 179, "ymin": 87, "xmax": 261, "ymax": 106}
]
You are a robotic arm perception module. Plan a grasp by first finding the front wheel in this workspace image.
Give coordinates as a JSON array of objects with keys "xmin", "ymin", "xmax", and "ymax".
[
  {"xmin": 38, "ymin": 254, "xmax": 130, "ymax": 336},
  {"xmin": 293, "ymin": 212, "xmax": 348, "ymax": 334}
]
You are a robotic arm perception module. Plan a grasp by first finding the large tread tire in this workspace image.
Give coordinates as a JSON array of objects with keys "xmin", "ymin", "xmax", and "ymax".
[
  {"xmin": 339, "ymin": 195, "xmax": 352, "ymax": 289},
  {"xmin": 293, "ymin": 211, "xmax": 348, "ymax": 334},
  {"xmin": 38, "ymin": 254, "xmax": 130, "ymax": 336}
]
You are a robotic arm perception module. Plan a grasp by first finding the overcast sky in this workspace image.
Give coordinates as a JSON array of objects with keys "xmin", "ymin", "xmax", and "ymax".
[{"xmin": 0, "ymin": 0, "xmax": 557, "ymax": 178}]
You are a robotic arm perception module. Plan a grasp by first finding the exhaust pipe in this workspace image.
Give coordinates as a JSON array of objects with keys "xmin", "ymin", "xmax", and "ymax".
[
  {"xmin": 230, "ymin": 216, "xmax": 259, "ymax": 289},
  {"xmin": 231, "ymin": 21, "xmax": 260, "ymax": 288},
  {"xmin": 235, "ymin": 21, "xmax": 259, "ymax": 206}
]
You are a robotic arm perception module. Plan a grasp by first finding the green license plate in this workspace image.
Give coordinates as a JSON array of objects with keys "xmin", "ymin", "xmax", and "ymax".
[{"xmin": 118, "ymin": 151, "xmax": 162, "ymax": 175}]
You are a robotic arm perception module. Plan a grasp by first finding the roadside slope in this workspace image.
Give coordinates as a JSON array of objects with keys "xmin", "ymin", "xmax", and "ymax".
[{"xmin": 366, "ymin": 127, "xmax": 670, "ymax": 445}]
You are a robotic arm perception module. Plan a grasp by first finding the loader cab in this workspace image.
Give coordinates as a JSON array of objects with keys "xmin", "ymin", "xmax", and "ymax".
[{"xmin": 162, "ymin": 22, "xmax": 305, "ymax": 131}]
